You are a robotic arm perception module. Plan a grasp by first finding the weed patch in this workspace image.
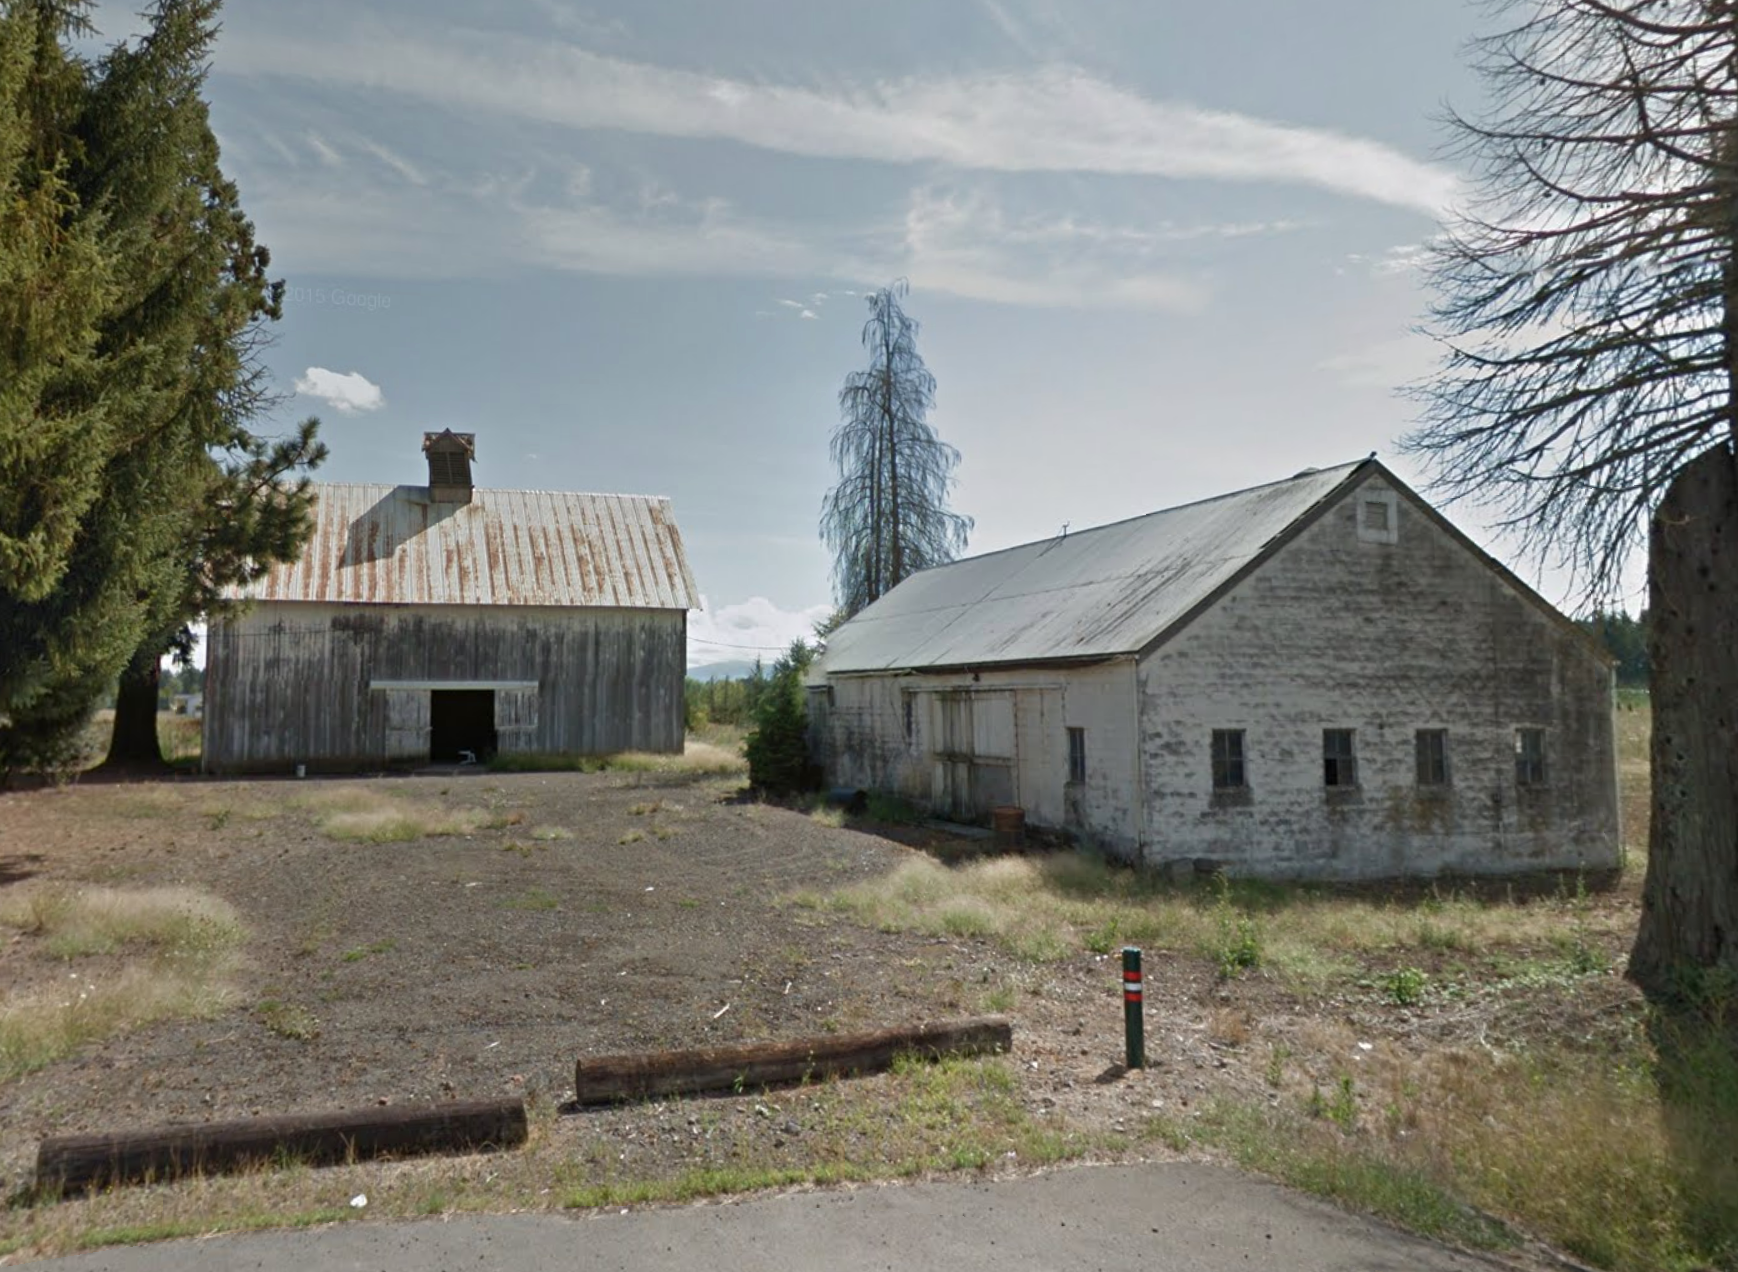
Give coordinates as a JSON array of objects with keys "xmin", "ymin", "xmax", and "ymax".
[
  {"xmin": 255, "ymin": 1000, "xmax": 320, "ymax": 1041},
  {"xmin": 0, "ymin": 885, "xmax": 245, "ymax": 1081}
]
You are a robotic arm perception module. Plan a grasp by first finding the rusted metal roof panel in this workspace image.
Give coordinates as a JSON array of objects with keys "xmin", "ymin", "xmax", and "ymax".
[
  {"xmin": 246, "ymin": 484, "xmax": 699, "ymax": 609},
  {"xmin": 818, "ymin": 461, "xmax": 1366, "ymax": 674}
]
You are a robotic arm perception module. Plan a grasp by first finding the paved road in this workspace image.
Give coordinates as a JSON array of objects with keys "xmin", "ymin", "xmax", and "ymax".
[{"xmin": 24, "ymin": 1163, "xmax": 1499, "ymax": 1271}]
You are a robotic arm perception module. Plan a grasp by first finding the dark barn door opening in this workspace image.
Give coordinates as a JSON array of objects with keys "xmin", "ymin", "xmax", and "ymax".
[{"xmin": 430, "ymin": 690, "xmax": 496, "ymax": 763}]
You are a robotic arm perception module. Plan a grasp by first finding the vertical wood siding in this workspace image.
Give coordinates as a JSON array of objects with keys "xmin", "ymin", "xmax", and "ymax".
[{"xmin": 204, "ymin": 602, "xmax": 685, "ymax": 770}]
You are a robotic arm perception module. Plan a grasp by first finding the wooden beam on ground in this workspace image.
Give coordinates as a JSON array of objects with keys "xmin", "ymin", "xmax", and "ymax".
[
  {"xmin": 574, "ymin": 1015, "xmax": 1013, "ymax": 1106},
  {"xmin": 36, "ymin": 1097, "xmax": 526, "ymax": 1194}
]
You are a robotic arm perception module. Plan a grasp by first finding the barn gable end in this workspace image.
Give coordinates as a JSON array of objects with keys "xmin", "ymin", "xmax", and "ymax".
[{"xmin": 204, "ymin": 441, "xmax": 697, "ymax": 773}]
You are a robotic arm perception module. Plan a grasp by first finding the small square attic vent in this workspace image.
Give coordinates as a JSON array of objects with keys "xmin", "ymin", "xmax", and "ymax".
[{"xmin": 422, "ymin": 430, "xmax": 476, "ymax": 504}]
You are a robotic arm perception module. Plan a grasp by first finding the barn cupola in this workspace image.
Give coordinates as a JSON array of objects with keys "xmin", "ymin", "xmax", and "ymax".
[{"xmin": 422, "ymin": 430, "xmax": 476, "ymax": 505}]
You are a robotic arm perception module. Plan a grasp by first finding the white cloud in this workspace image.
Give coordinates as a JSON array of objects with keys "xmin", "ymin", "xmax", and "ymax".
[
  {"xmin": 895, "ymin": 186, "xmax": 1212, "ymax": 311},
  {"xmin": 220, "ymin": 28, "xmax": 1458, "ymax": 215},
  {"xmin": 231, "ymin": 123, "xmax": 1294, "ymax": 311},
  {"xmin": 353, "ymin": 137, "xmax": 428, "ymax": 186},
  {"xmin": 1348, "ymin": 242, "xmax": 1434, "ymax": 278},
  {"xmin": 293, "ymin": 367, "xmax": 386, "ymax": 414},
  {"xmin": 304, "ymin": 131, "xmax": 343, "ymax": 166},
  {"xmin": 689, "ymin": 595, "xmax": 833, "ymax": 668}
]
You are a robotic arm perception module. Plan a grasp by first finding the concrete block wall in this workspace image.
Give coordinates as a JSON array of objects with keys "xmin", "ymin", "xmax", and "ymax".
[{"xmin": 1137, "ymin": 477, "xmax": 1620, "ymax": 879}]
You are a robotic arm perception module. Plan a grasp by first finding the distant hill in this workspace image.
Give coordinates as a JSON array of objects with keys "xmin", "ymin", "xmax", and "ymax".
[{"xmin": 687, "ymin": 659, "xmax": 760, "ymax": 682}]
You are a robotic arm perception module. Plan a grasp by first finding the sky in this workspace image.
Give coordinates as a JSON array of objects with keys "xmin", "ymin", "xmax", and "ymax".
[{"xmin": 91, "ymin": 0, "xmax": 1642, "ymax": 668}]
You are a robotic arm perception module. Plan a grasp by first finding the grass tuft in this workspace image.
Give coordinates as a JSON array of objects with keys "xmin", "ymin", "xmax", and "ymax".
[{"xmin": 0, "ymin": 885, "xmax": 245, "ymax": 1081}]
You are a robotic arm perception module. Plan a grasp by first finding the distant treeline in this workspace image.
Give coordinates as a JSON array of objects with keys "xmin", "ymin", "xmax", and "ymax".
[
  {"xmin": 685, "ymin": 659, "xmax": 777, "ymax": 729},
  {"xmin": 1576, "ymin": 610, "xmax": 1648, "ymax": 689}
]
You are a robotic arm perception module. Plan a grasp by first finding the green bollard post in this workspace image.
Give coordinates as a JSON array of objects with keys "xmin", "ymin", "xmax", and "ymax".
[{"xmin": 1122, "ymin": 946, "xmax": 1144, "ymax": 1069}]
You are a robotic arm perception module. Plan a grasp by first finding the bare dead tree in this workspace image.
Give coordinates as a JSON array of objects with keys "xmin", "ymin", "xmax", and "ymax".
[
  {"xmin": 1405, "ymin": 0, "xmax": 1738, "ymax": 996},
  {"xmin": 821, "ymin": 280, "xmax": 972, "ymax": 618}
]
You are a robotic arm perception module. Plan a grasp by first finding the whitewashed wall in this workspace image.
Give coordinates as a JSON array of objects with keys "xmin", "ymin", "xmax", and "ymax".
[
  {"xmin": 817, "ymin": 661, "xmax": 1141, "ymax": 852},
  {"xmin": 204, "ymin": 601, "xmax": 686, "ymax": 771},
  {"xmin": 1136, "ymin": 477, "xmax": 1620, "ymax": 878}
]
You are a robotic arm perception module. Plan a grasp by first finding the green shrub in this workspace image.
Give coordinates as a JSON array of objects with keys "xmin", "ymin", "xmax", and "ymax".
[
  {"xmin": 745, "ymin": 684, "xmax": 818, "ymax": 794},
  {"xmin": 1384, "ymin": 966, "xmax": 1427, "ymax": 1006},
  {"xmin": 744, "ymin": 641, "xmax": 821, "ymax": 795}
]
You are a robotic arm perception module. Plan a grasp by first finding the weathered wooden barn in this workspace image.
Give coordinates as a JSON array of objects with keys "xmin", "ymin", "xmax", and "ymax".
[
  {"xmin": 807, "ymin": 458, "xmax": 1619, "ymax": 880},
  {"xmin": 203, "ymin": 432, "xmax": 698, "ymax": 772}
]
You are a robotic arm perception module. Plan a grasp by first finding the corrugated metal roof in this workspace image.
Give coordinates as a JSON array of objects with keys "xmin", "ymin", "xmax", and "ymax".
[
  {"xmin": 245, "ymin": 484, "xmax": 699, "ymax": 609},
  {"xmin": 817, "ymin": 461, "xmax": 1367, "ymax": 673}
]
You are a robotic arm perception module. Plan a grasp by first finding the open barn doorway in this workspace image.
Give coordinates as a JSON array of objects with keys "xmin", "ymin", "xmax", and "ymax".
[{"xmin": 430, "ymin": 690, "xmax": 496, "ymax": 763}]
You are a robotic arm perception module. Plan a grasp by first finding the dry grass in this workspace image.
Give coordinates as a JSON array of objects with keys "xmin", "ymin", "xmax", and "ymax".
[
  {"xmin": 605, "ymin": 741, "xmax": 745, "ymax": 776},
  {"xmin": 294, "ymin": 788, "xmax": 488, "ymax": 843},
  {"xmin": 487, "ymin": 732, "xmax": 747, "ymax": 777},
  {"xmin": 811, "ymin": 853, "xmax": 1620, "ymax": 979},
  {"xmin": 0, "ymin": 886, "xmax": 245, "ymax": 1081},
  {"xmin": 1166, "ymin": 1012, "xmax": 1737, "ymax": 1272}
]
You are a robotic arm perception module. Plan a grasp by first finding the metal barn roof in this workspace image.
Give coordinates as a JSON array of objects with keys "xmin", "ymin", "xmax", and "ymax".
[
  {"xmin": 245, "ymin": 483, "xmax": 699, "ymax": 610},
  {"xmin": 817, "ymin": 461, "xmax": 1369, "ymax": 673}
]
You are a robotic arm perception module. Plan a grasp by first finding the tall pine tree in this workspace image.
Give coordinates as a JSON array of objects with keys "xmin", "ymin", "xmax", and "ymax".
[
  {"xmin": 0, "ymin": 0, "xmax": 323, "ymax": 774},
  {"xmin": 819, "ymin": 280, "xmax": 971, "ymax": 618}
]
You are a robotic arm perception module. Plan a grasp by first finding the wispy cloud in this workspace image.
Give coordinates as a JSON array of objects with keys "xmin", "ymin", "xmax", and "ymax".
[
  {"xmin": 304, "ymin": 131, "xmax": 342, "ymax": 166},
  {"xmin": 294, "ymin": 367, "xmax": 386, "ymax": 414},
  {"xmin": 895, "ymin": 186, "xmax": 1216, "ymax": 311},
  {"xmin": 219, "ymin": 27, "xmax": 1457, "ymax": 215},
  {"xmin": 1347, "ymin": 241, "xmax": 1433, "ymax": 278},
  {"xmin": 689, "ymin": 595, "xmax": 832, "ymax": 667}
]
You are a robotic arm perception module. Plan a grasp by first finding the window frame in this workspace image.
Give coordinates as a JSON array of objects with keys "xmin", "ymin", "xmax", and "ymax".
[
  {"xmin": 1322, "ymin": 728, "xmax": 1358, "ymax": 788},
  {"xmin": 1414, "ymin": 728, "xmax": 1449, "ymax": 787},
  {"xmin": 1066, "ymin": 727, "xmax": 1086, "ymax": 785},
  {"xmin": 1211, "ymin": 729, "xmax": 1247, "ymax": 790},
  {"xmin": 1515, "ymin": 727, "xmax": 1546, "ymax": 787}
]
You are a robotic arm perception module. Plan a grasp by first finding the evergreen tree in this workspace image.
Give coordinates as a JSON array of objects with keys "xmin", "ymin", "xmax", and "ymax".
[
  {"xmin": 820, "ymin": 280, "xmax": 971, "ymax": 619},
  {"xmin": 0, "ymin": 2, "xmax": 115, "ymax": 723},
  {"xmin": 744, "ymin": 640, "xmax": 820, "ymax": 795},
  {"xmin": 0, "ymin": 0, "xmax": 323, "ymax": 772}
]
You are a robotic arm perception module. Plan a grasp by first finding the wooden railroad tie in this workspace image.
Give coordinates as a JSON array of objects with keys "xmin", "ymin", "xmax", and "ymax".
[
  {"xmin": 574, "ymin": 1015, "xmax": 1014, "ymax": 1106},
  {"xmin": 37, "ymin": 1097, "xmax": 527, "ymax": 1195}
]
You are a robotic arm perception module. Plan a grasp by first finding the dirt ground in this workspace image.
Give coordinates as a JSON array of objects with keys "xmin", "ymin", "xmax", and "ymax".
[
  {"xmin": 0, "ymin": 771, "xmax": 1249, "ymax": 1187},
  {"xmin": 0, "ymin": 761, "xmax": 1648, "ymax": 1271}
]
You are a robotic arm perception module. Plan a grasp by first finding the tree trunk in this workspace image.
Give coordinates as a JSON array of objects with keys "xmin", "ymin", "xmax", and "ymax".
[
  {"xmin": 1629, "ymin": 444, "xmax": 1738, "ymax": 997},
  {"xmin": 103, "ymin": 645, "xmax": 167, "ymax": 770}
]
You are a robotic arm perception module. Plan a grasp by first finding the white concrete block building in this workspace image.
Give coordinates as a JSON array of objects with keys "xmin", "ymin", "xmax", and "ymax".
[{"xmin": 807, "ymin": 459, "xmax": 1619, "ymax": 880}]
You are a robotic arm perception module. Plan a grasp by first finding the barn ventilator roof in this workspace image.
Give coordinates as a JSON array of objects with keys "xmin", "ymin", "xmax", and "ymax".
[
  {"xmin": 816, "ymin": 460, "xmax": 1375, "ymax": 674},
  {"xmin": 243, "ymin": 483, "xmax": 699, "ymax": 610}
]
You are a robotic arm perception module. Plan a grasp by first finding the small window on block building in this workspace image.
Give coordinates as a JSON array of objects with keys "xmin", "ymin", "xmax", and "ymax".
[
  {"xmin": 1415, "ymin": 729, "xmax": 1448, "ymax": 787},
  {"xmin": 1515, "ymin": 728, "xmax": 1546, "ymax": 786},
  {"xmin": 1323, "ymin": 729, "xmax": 1358, "ymax": 787},
  {"xmin": 1211, "ymin": 729, "xmax": 1246, "ymax": 790},
  {"xmin": 1067, "ymin": 727, "xmax": 1086, "ymax": 785}
]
